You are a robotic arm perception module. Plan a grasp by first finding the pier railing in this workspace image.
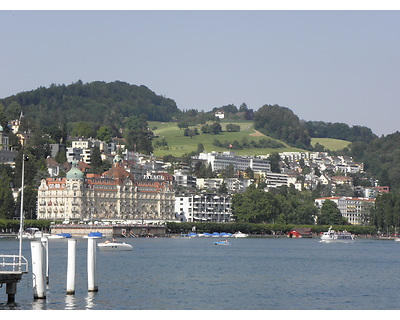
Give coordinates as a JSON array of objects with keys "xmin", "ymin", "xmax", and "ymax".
[{"xmin": 0, "ymin": 255, "xmax": 28, "ymax": 273}]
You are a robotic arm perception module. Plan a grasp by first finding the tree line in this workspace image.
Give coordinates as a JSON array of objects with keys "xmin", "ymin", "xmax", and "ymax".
[{"xmin": 253, "ymin": 104, "xmax": 378, "ymax": 150}]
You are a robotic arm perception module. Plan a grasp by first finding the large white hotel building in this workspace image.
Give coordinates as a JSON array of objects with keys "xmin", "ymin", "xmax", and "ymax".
[{"xmin": 37, "ymin": 155, "xmax": 176, "ymax": 223}]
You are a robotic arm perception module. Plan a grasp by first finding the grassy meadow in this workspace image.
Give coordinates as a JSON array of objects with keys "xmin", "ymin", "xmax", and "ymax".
[
  {"xmin": 149, "ymin": 120, "xmax": 304, "ymax": 158},
  {"xmin": 149, "ymin": 120, "xmax": 351, "ymax": 158},
  {"xmin": 311, "ymin": 138, "xmax": 351, "ymax": 151}
]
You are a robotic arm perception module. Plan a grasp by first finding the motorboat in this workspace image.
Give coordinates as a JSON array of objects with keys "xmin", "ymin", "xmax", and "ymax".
[
  {"xmin": 320, "ymin": 226, "xmax": 355, "ymax": 243},
  {"xmin": 34, "ymin": 231, "xmax": 51, "ymax": 239},
  {"xmin": 17, "ymin": 232, "xmax": 34, "ymax": 240},
  {"xmin": 98, "ymin": 240, "xmax": 133, "ymax": 251},
  {"xmin": 17, "ymin": 228, "xmax": 50, "ymax": 239},
  {"xmin": 220, "ymin": 232, "xmax": 232, "ymax": 237},
  {"xmin": 47, "ymin": 233, "xmax": 72, "ymax": 240},
  {"xmin": 214, "ymin": 239, "xmax": 231, "ymax": 246},
  {"xmin": 233, "ymin": 231, "xmax": 248, "ymax": 238},
  {"xmin": 188, "ymin": 232, "xmax": 198, "ymax": 238},
  {"xmin": 83, "ymin": 231, "xmax": 105, "ymax": 239}
]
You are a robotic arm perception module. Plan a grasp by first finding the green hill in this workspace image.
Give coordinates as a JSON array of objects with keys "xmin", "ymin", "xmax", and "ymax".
[
  {"xmin": 0, "ymin": 81, "xmax": 181, "ymax": 130},
  {"xmin": 150, "ymin": 120, "xmax": 305, "ymax": 157},
  {"xmin": 311, "ymin": 138, "xmax": 351, "ymax": 151}
]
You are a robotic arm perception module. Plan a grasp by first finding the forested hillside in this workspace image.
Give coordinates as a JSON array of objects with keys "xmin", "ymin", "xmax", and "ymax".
[
  {"xmin": 2, "ymin": 80, "xmax": 400, "ymax": 190},
  {"xmin": 253, "ymin": 104, "xmax": 377, "ymax": 150},
  {"xmin": 0, "ymin": 80, "xmax": 181, "ymax": 129},
  {"xmin": 347, "ymin": 132, "xmax": 400, "ymax": 189}
]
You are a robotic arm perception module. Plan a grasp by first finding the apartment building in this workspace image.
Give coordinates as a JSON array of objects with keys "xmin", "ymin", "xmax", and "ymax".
[
  {"xmin": 315, "ymin": 196, "xmax": 375, "ymax": 225},
  {"xmin": 175, "ymin": 194, "xmax": 233, "ymax": 222},
  {"xmin": 196, "ymin": 151, "xmax": 271, "ymax": 172}
]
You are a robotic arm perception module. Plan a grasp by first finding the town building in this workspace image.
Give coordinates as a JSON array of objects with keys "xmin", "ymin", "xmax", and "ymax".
[
  {"xmin": 0, "ymin": 125, "xmax": 17, "ymax": 165},
  {"xmin": 173, "ymin": 170, "xmax": 197, "ymax": 189},
  {"xmin": 37, "ymin": 155, "xmax": 176, "ymax": 223},
  {"xmin": 195, "ymin": 151, "xmax": 271, "ymax": 173},
  {"xmin": 314, "ymin": 196, "xmax": 375, "ymax": 225},
  {"xmin": 175, "ymin": 193, "xmax": 233, "ymax": 222}
]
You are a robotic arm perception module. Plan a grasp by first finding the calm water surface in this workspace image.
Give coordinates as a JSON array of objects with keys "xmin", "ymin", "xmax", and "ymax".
[{"xmin": 1, "ymin": 236, "xmax": 400, "ymax": 310}]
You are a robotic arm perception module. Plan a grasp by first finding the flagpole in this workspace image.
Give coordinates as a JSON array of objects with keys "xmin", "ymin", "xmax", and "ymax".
[{"xmin": 18, "ymin": 153, "xmax": 25, "ymax": 265}]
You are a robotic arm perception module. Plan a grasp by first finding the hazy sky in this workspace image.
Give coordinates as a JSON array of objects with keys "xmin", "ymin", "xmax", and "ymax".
[{"xmin": 1, "ymin": 9, "xmax": 399, "ymax": 136}]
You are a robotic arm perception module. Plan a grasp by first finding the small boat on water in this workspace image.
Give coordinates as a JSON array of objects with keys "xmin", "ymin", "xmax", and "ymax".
[
  {"xmin": 17, "ymin": 228, "xmax": 50, "ymax": 240},
  {"xmin": 83, "ymin": 231, "xmax": 105, "ymax": 239},
  {"xmin": 214, "ymin": 239, "xmax": 231, "ymax": 246},
  {"xmin": 98, "ymin": 240, "xmax": 133, "ymax": 251},
  {"xmin": 320, "ymin": 226, "xmax": 355, "ymax": 243},
  {"xmin": 48, "ymin": 233, "xmax": 72, "ymax": 240},
  {"xmin": 233, "ymin": 231, "xmax": 248, "ymax": 238}
]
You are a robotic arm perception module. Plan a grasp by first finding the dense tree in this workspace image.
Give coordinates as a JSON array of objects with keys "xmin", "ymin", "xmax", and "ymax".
[
  {"xmin": 90, "ymin": 146, "xmax": 103, "ymax": 174},
  {"xmin": 71, "ymin": 122, "xmax": 96, "ymax": 138},
  {"xmin": 267, "ymin": 153, "xmax": 281, "ymax": 173},
  {"xmin": 305, "ymin": 121, "xmax": 377, "ymax": 143},
  {"xmin": 317, "ymin": 200, "xmax": 346, "ymax": 225},
  {"xmin": 226, "ymin": 123, "xmax": 241, "ymax": 132},
  {"xmin": 201, "ymin": 122, "xmax": 222, "ymax": 135},
  {"xmin": 232, "ymin": 185, "xmax": 281, "ymax": 223},
  {"xmin": 124, "ymin": 115, "xmax": 153, "ymax": 154},
  {"xmin": 369, "ymin": 192, "xmax": 400, "ymax": 230},
  {"xmin": 96, "ymin": 126, "xmax": 113, "ymax": 143},
  {"xmin": 0, "ymin": 170, "xmax": 16, "ymax": 219},
  {"xmin": 254, "ymin": 104, "xmax": 312, "ymax": 149}
]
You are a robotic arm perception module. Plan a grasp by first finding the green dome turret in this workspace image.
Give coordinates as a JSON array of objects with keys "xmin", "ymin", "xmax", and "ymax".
[{"xmin": 66, "ymin": 161, "xmax": 84, "ymax": 179}]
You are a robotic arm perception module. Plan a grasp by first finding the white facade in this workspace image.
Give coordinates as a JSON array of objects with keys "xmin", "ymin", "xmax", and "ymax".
[
  {"xmin": 175, "ymin": 194, "xmax": 233, "ymax": 222},
  {"xmin": 196, "ymin": 151, "xmax": 271, "ymax": 173},
  {"xmin": 37, "ymin": 160, "xmax": 176, "ymax": 223},
  {"xmin": 315, "ymin": 196, "xmax": 375, "ymax": 225}
]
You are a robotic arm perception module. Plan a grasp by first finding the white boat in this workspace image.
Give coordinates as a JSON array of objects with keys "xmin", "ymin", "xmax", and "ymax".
[
  {"xmin": 233, "ymin": 231, "xmax": 248, "ymax": 238},
  {"xmin": 320, "ymin": 226, "xmax": 355, "ymax": 243},
  {"xmin": 83, "ymin": 231, "xmax": 105, "ymax": 239},
  {"xmin": 17, "ymin": 232, "xmax": 34, "ymax": 240},
  {"xmin": 394, "ymin": 237, "xmax": 400, "ymax": 242},
  {"xmin": 33, "ymin": 231, "xmax": 51, "ymax": 239},
  {"xmin": 98, "ymin": 240, "xmax": 133, "ymax": 251},
  {"xmin": 17, "ymin": 228, "xmax": 50, "ymax": 239}
]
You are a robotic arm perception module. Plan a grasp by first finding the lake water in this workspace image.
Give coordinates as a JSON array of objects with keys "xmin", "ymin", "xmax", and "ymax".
[{"xmin": 1, "ymin": 236, "xmax": 400, "ymax": 310}]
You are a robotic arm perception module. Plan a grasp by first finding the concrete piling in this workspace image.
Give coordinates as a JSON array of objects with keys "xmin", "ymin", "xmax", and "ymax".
[
  {"xmin": 87, "ymin": 238, "xmax": 98, "ymax": 292},
  {"xmin": 66, "ymin": 239, "xmax": 76, "ymax": 295},
  {"xmin": 41, "ymin": 237, "xmax": 49, "ymax": 284},
  {"xmin": 30, "ymin": 241, "xmax": 46, "ymax": 299}
]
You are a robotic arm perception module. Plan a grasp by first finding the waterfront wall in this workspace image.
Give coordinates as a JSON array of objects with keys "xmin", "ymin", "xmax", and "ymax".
[{"xmin": 50, "ymin": 225, "xmax": 166, "ymax": 237}]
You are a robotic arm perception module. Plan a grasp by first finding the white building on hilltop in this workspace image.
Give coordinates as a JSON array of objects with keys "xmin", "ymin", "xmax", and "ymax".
[{"xmin": 195, "ymin": 151, "xmax": 271, "ymax": 173}]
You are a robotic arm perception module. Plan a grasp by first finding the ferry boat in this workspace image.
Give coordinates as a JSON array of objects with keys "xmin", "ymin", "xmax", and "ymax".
[
  {"xmin": 98, "ymin": 240, "xmax": 133, "ymax": 251},
  {"xmin": 320, "ymin": 226, "xmax": 355, "ymax": 243}
]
